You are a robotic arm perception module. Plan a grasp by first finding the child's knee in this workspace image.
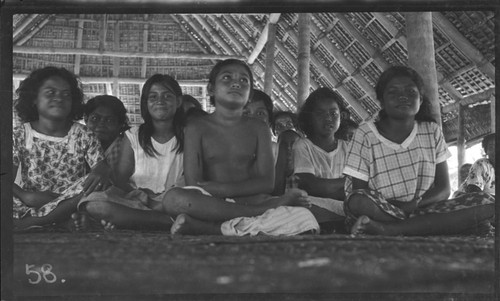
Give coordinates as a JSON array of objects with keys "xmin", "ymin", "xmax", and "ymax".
[
  {"xmin": 345, "ymin": 194, "xmax": 371, "ymax": 216},
  {"xmin": 162, "ymin": 187, "xmax": 190, "ymax": 215}
]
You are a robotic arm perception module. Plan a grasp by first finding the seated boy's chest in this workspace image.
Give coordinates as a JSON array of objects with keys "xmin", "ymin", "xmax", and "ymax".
[{"xmin": 202, "ymin": 133, "xmax": 257, "ymax": 164}]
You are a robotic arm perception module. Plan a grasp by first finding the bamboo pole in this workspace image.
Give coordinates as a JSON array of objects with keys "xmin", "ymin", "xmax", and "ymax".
[
  {"xmin": 74, "ymin": 16, "xmax": 85, "ymax": 75},
  {"xmin": 16, "ymin": 15, "xmax": 54, "ymax": 46},
  {"xmin": 13, "ymin": 45, "xmax": 245, "ymax": 60},
  {"xmin": 13, "ymin": 14, "xmax": 38, "ymax": 38},
  {"xmin": 405, "ymin": 12, "xmax": 441, "ymax": 126},
  {"xmin": 441, "ymin": 88, "xmax": 495, "ymax": 114},
  {"xmin": 457, "ymin": 104, "xmax": 465, "ymax": 174},
  {"xmin": 141, "ymin": 14, "xmax": 149, "ymax": 78},
  {"xmin": 13, "ymin": 73, "xmax": 207, "ymax": 86},
  {"xmin": 264, "ymin": 22, "xmax": 276, "ymax": 95},
  {"xmin": 297, "ymin": 13, "xmax": 311, "ymax": 107},
  {"xmin": 432, "ymin": 12, "xmax": 495, "ymax": 80}
]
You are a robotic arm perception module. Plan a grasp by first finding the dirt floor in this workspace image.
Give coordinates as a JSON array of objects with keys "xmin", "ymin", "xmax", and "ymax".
[{"xmin": 11, "ymin": 230, "xmax": 496, "ymax": 300}]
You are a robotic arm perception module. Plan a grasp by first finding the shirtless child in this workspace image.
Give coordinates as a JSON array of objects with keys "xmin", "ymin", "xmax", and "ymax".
[{"xmin": 161, "ymin": 59, "xmax": 308, "ymax": 234}]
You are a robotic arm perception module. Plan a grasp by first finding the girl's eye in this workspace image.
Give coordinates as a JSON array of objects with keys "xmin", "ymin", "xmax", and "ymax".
[
  {"xmin": 222, "ymin": 75, "xmax": 231, "ymax": 80},
  {"xmin": 257, "ymin": 111, "xmax": 267, "ymax": 116},
  {"xmin": 240, "ymin": 78, "xmax": 249, "ymax": 84}
]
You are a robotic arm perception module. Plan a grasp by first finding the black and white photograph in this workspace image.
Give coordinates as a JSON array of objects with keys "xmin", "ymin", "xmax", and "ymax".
[{"xmin": 1, "ymin": 0, "xmax": 498, "ymax": 300}]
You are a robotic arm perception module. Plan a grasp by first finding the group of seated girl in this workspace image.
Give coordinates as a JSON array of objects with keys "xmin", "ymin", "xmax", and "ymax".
[{"xmin": 12, "ymin": 61, "xmax": 495, "ymax": 237}]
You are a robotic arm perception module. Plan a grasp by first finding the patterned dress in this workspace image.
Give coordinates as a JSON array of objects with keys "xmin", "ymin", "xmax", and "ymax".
[{"xmin": 13, "ymin": 122, "xmax": 104, "ymax": 218}]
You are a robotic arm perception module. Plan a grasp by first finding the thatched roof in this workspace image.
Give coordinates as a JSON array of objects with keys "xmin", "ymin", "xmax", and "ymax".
[{"xmin": 10, "ymin": 10, "xmax": 495, "ymax": 144}]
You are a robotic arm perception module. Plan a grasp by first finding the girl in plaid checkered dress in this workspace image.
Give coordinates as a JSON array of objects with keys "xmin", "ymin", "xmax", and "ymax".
[
  {"xmin": 343, "ymin": 66, "xmax": 494, "ymax": 236},
  {"xmin": 13, "ymin": 67, "xmax": 109, "ymax": 231}
]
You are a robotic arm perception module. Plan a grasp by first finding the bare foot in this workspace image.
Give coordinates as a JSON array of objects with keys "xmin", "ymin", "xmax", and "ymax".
[
  {"xmin": 171, "ymin": 214, "xmax": 220, "ymax": 235},
  {"xmin": 350, "ymin": 215, "xmax": 387, "ymax": 236},
  {"xmin": 101, "ymin": 219, "xmax": 116, "ymax": 231},
  {"xmin": 269, "ymin": 188, "xmax": 310, "ymax": 208},
  {"xmin": 71, "ymin": 212, "xmax": 110, "ymax": 232}
]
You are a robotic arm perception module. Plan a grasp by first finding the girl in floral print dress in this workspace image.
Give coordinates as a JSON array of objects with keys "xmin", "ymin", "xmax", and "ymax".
[{"xmin": 13, "ymin": 66, "xmax": 109, "ymax": 231}]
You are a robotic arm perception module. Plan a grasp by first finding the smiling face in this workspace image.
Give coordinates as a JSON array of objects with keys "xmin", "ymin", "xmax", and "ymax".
[
  {"xmin": 208, "ymin": 64, "xmax": 251, "ymax": 110},
  {"xmin": 310, "ymin": 98, "xmax": 341, "ymax": 139},
  {"xmin": 34, "ymin": 76, "xmax": 72, "ymax": 121},
  {"xmin": 380, "ymin": 76, "xmax": 422, "ymax": 120},
  {"xmin": 86, "ymin": 105, "xmax": 121, "ymax": 145},
  {"xmin": 146, "ymin": 83, "xmax": 181, "ymax": 121}
]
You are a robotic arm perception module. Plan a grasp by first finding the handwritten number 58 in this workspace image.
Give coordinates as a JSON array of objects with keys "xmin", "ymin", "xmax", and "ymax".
[{"xmin": 25, "ymin": 264, "xmax": 57, "ymax": 284}]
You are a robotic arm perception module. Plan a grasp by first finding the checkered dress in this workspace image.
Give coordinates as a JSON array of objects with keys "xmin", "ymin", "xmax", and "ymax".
[{"xmin": 343, "ymin": 121, "xmax": 451, "ymax": 203}]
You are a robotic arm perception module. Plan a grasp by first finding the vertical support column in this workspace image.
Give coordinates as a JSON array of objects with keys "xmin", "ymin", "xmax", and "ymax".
[
  {"xmin": 112, "ymin": 21, "xmax": 120, "ymax": 97},
  {"xmin": 490, "ymin": 95, "xmax": 495, "ymax": 132},
  {"xmin": 297, "ymin": 13, "xmax": 311, "ymax": 108},
  {"xmin": 74, "ymin": 16, "xmax": 84, "ymax": 75},
  {"xmin": 264, "ymin": 22, "xmax": 276, "ymax": 97},
  {"xmin": 405, "ymin": 12, "xmax": 441, "ymax": 126},
  {"xmin": 457, "ymin": 104, "xmax": 465, "ymax": 184},
  {"xmin": 141, "ymin": 14, "xmax": 149, "ymax": 79}
]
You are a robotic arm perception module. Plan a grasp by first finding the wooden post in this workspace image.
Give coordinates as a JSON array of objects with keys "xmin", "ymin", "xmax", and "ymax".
[
  {"xmin": 264, "ymin": 22, "xmax": 276, "ymax": 96},
  {"xmin": 141, "ymin": 14, "xmax": 149, "ymax": 78},
  {"xmin": 457, "ymin": 104, "xmax": 465, "ymax": 177},
  {"xmin": 297, "ymin": 13, "xmax": 311, "ymax": 108},
  {"xmin": 112, "ymin": 21, "xmax": 120, "ymax": 97},
  {"xmin": 405, "ymin": 12, "xmax": 441, "ymax": 126},
  {"xmin": 74, "ymin": 16, "xmax": 84, "ymax": 75},
  {"xmin": 491, "ymin": 95, "xmax": 495, "ymax": 132}
]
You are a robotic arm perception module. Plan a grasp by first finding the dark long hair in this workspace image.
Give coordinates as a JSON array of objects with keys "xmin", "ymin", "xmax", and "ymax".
[
  {"xmin": 15, "ymin": 66, "xmax": 84, "ymax": 122},
  {"xmin": 298, "ymin": 87, "xmax": 346, "ymax": 138},
  {"xmin": 207, "ymin": 59, "xmax": 254, "ymax": 106},
  {"xmin": 375, "ymin": 66, "xmax": 436, "ymax": 123},
  {"xmin": 139, "ymin": 74, "xmax": 184, "ymax": 156}
]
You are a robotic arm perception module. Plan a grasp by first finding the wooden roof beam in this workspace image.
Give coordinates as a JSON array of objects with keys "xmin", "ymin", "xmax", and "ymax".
[
  {"xmin": 13, "ymin": 45, "xmax": 245, "ymax": 60},
  {"xmin": 15, "ymin": 15, "xmax": 54, "ymax": 46},
  {"xmin": 247, "ymin": 13, "xmax": 280, "ymax": 65},
  {"xmin": 310, "ymin": 15, "xmax": 377, "ymax": 102},
  {"xmin": 281, "ymin": 17, "xmax": 370, "ymax": 120},
  {"xmin": 181, "ymin": 15, "xmax": 295, "ymax": 109},
  {"xmin": 432, "ymin": 12, "xmax": 495, "ymax": 80},
  {"xmin": 13, "ymin": 73, "xmax": 207, "ymax": 86},
  {"xmin": 441, "ymin": 87, "xmax": 495, "ymax": 114},
  {"xmin": 13, "ymin": 14, "xmax": 38, "ymax": 39}
]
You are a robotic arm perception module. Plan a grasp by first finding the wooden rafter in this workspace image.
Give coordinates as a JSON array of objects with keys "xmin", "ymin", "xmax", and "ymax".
[
  {"xmin": 441, "ymin": 88, "xmax": 495, "ymax": 114},
  {"xmin": 432, "ymin": 12, "xmax": 495, "ymax": 80},
  {"xmin": 13, "ymin": 45, "xmax": 245, "ymax": 60}
]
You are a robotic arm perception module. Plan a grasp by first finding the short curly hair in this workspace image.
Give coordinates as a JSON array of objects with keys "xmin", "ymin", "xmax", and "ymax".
[{"xmin": 14, "ymin": 66, "xmax": 84, "ymax": 122}]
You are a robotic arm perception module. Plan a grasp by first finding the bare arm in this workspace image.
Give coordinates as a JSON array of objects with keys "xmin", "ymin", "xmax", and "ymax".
[
  {"xmin": 113, "ymin": 135, "xmax": 135, "ymax": 193},
  {"xmin": 13, "ymin": 164, "xmax": 59, "ymax": 208},
  {"xmin": 272, "ymin": 131, "xmax": 299, "ymax": 195},
  {"xmin": 183, "ymin": 122, "xmax": 204, "ymax": 186},
  {"xmin": 295, "ymin": 173, "xmax": 345, "ymax": 200},
  {"xmin": 418, "ymin": 161, "xmax": 451, "ymax": 207},
  {"xmin": 351, "ymin": 177, "xmax": 369, "ymax": 190}
]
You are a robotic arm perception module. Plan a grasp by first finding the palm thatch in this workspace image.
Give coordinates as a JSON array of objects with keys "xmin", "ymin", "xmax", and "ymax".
[{"xmin": 10, "ymin": 10, "xmax": 495, "ymax": 145}]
